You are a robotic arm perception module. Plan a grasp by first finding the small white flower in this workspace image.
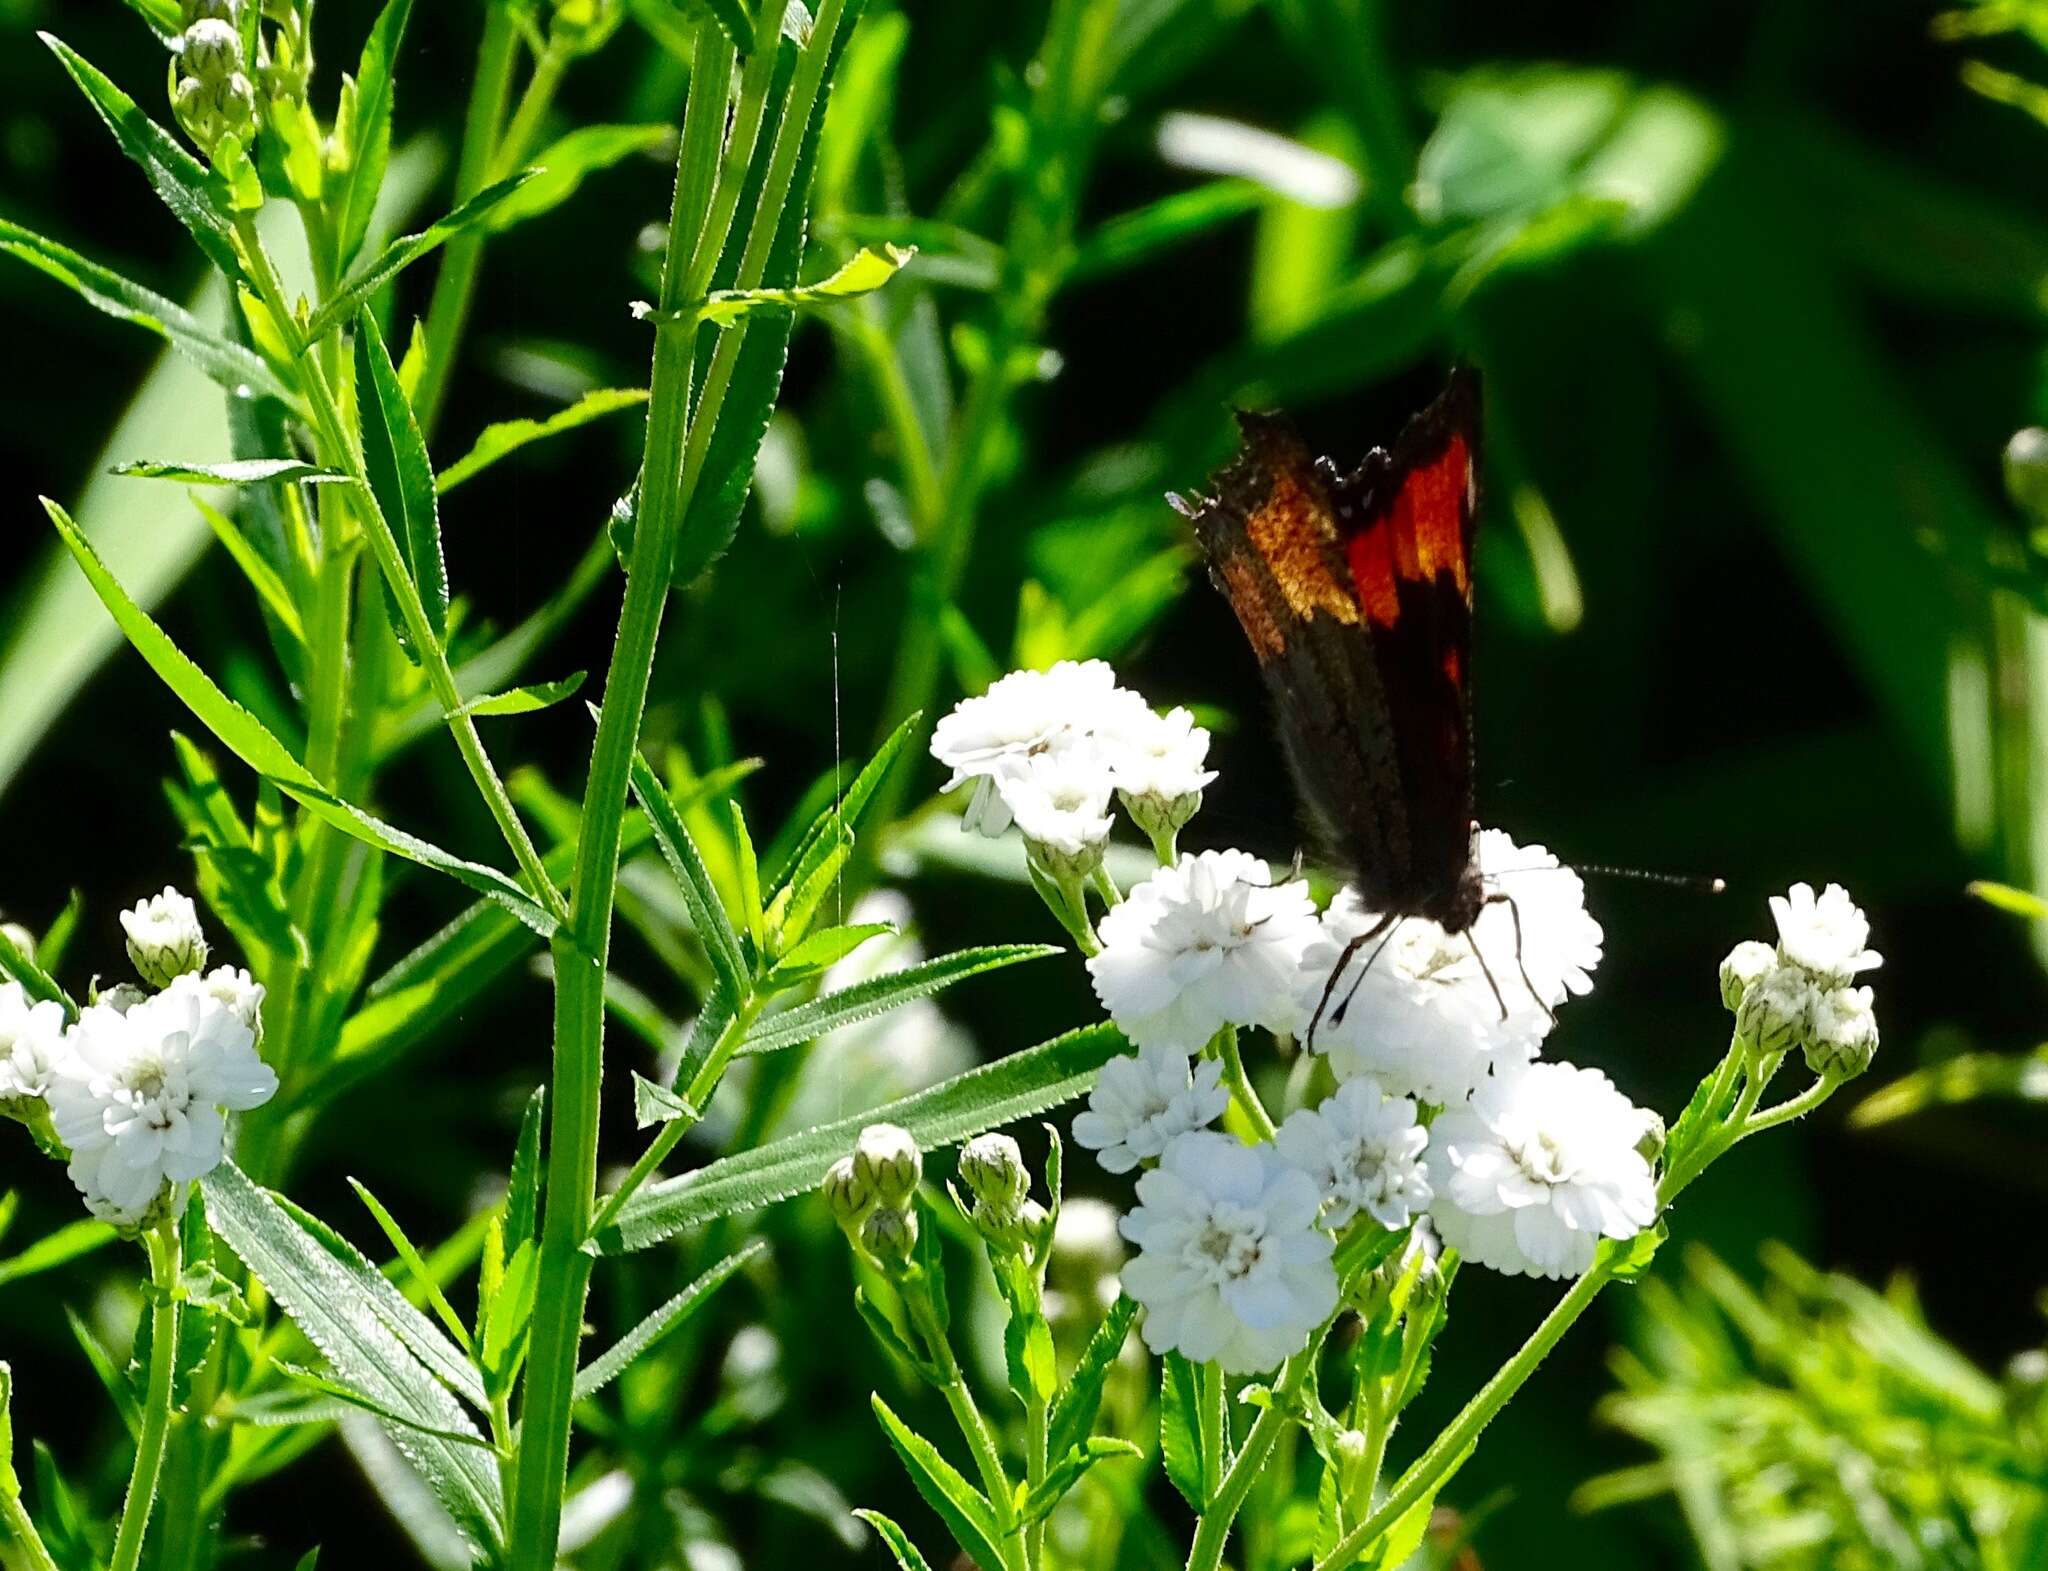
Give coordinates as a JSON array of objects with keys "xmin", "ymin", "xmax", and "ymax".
[
  {"xmin": 929, "ymin": 661, "xmax": 1150, "ymax": 837},
  {"xmin": 1805, "ymin": 985, "xmax": 1879, "ymax": 1080},
  {"xmin": 46, "ymin": 985, "xmax": 277, "ymax": 1226},
  {"xmin": 120, "ymin": 886, "xmax": 209, "ymax": 989},
  {"xmin": 177, "ymin": 966, "xmax": 265, "ymax": 1035},
  {"xmin": 1273, "ymin": 1078, "xmax": 1432, "ymax": 1231},
  {"xmin": 1088, "ymin": 849, "xmax": 1318, "ymax": 1049},
  {"xmin": 1119, "ymin": 1131, "xmax": 1338, "ymax": 1372},
  {"xmin": 1072, "ymin": 1044, "xmax": 1228, "ymax": 1174},
  {"xmin": 1425, "ymin": 1062, "xmax": 1658, "ymax": 1280},
  {"xmin": 1107, "ymin": 706, "xmax": 1217, "ymax": 803},
  {"xmin": 1302, "ymin": 830, "xmax": 1602, "ymax": 1104},
  {"xmin": 1004, "ymin": 744, "xmax": 1117, "ymax": 863},
  {"xmin": 1769, "ymin": 882, "xmax": 1880, "ymax": 986},
  {"xmin": 0, "ymin": 981, "xmax": 67, "ymax": 1104}
]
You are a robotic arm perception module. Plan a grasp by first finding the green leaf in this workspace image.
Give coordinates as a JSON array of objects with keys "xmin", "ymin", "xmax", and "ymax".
[
  {"xmin": 1967, "ymin": 878, "xmax": 2048, "ymax": 920},
  {"xmin": 264, "ymin": 1191, "xmax": 487, "ymax": 1412},
  {"xmin": 191, "ymin": 496, "xmax": 304, "ymax": 644},
  {"xmin": 305, "ymin": 171, "xmax": 540, "ymax": 342},
  {"xmin": 572, "ymin": 1239, "xmax": 764, "ymax": 1403},
  {"xmin": 692, "ymin": 0, "xmax": 754, "ymax": 53},
  {"xmin": 355, "ymin": 308, "xmax": 447, "ymax": 651},
  {"xmin": 851, "ymin": 1511, "xmax": 934, "ymax": 1571},
  {"xmin": 594, "ymin": 1022, "xmax": 1125, "ymax": 1253},
  {"xmin": 1047, "ymin": 1294, "xmax": 1139, "ymax": 1459},
  {"xmin": 0, "ymin": 925, "xmax": 74, "ymax": 1017},
  {"xmin": 1160, "ymin": 1353, "xmax": 1206, "ymax": 1511},
  {"xmin": 335, "ymin": 0, "xmax": 414, "ymax": 264},
  {"xmin": 41, "ymin": 499, "xmax": 556, "ymax": 935},
  {"xmin": 0, "ymin": 1219, "xmax": 115, "ymax": 1288},
  {"xmin": 66, "ymin": 1307, "xmax": 139, "ymax": 1439},
  {"xmin": 270, "ymin": 1363, "xmax": 498, "ymax": 1451},
  {"xmin": 631, "ymin": 1072, "xmax": 702, "ymax": 1130},
  {"xmin": 628, "ymin": 749, "xmax": 750, "ymax": 1002},
  {"xmin": 761, "ymin": 921, "xmax": 891, "ymax": 989},
  {"xmin": 487, "ymin": 124, "xmax": 674, "ymax": 233},
  {"xmin": 179, "ymin": 1259, "xmax": 253, "ymax": 1325},
  {"xmin": 456, "ymin": 673, "xmax": 587, "ymax": 718},
  {"xmin": 349, "ymin": 1180, "xmax": 474, "ymax": 1353},
  {"xmin": 1016, "ymin": 1437, "xmax": 1142, "ymax": 1526},
  {"xmin": 870, "ymin": 1395, "xmax": 1007, "ymax": 1571},
  {"xmin": 201, "ymin": 1165, "xmax": 501, "ymax": 1551},
  {"xmin": 0, "ymin": 220, "xmax": 291, "ymax": 403},
  {"xmin": 112, "ymin": 458, "xmax": 345, "ymax": 486},
  {"xmin": 478, "ymin": 1239, "xmax": 536, "ymax": 1382},
  {"xmin": 40, "ymin": 34, "xmax": 243, "ymax": 281},
  {"xmin": 680, "ymin": 244, "xmax": 915, "ymax": 326},
  {"xmin": 1071, "ymin": 181, "xmax": 1266, "ymax": 279},
  {"xmin": 739, "ymin": 944, "xmax": 1058, "ymax": 1057},
  {"xmin": 769, "ymin": 709, "xmax": 920, "ymax": 894},
  {"xmin": 435, "ymin": 388, "xmax": 649, "ymax": 493},
  {"xmin": 505, "ymin": 1088, "xmax": 545, "ymax": 1250},
  {"xmin": 670, "ymin": 0, "xmax": 869, "ymax": 586}
]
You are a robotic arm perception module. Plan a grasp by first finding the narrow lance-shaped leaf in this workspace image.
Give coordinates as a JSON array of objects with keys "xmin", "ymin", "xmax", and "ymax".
[
  {"xmin": 191, "ymin": 496, "xmax": 305, "ymax": 644},
  {"xmin": 456, "ymin": 673, "xmax": 587, "ymax": 719},
  {"xmin": 355, "ymin": 308, "xmax": 448, "ymax": 648},
  {"xmin": 113, "ymin": 458, "xmax": 345, "ymax": 486},
  {"xmin": 851, "ymin": 1512, "xmax": 934, "ymax": 1571},
  {"xmin": 1047, "ymin": 1294, "xmax": 1140, "ymax": 1458},
  {"xmin": 739, "ymin": 944, "xmax": 1058, "ymax": 1057},
  {"xmin": 201, "ymin": 1165, "xmax": 502, "ymax": 1550},
  {"xmin": 0, "ymin": 220, "xmax": 292, "ymax": 404},
  {"xmin": 42, "ymin": 499, "xmax": 555, "ymax": 935},
  {"xmin": 335, "ymin": 0, "xmax": 414, "ymax": 264},
  {"xmin": 306, "ymin": 171, "xmax": 541, "ymax": 342},
  {"xmin": 436, "ymin": 388, "xmax": 649, "ymax": 493},
  {"xmin": 769, "ymin": 708, "xmax": 921, "ymax": 895},
  {"xmin": 1016, "ymin": 1437, "xmax": 1143, "ymax": 1526},
  {"xmin": 627, "ymin": 749, "xmax": 750, "ymax": 1004},
  {"xmin": 40, "ymin": 34, "xmax": 243, "ymax": 282},
  {"xmin": 594, "ymin": 1023, "xmax": 1126, "ymax": 1253},
  {"xmin": 572, "ymin": 1239, "xmax": 764, "ymax": 1402},
  {"xmin": 643, "ymin": 244, "xmax": 914, "ymax": 326},
  {"xmin": 485, "ymin": 124, "xmax": 675, "ymax": 233},
  {"xmin": 870, "ymin": 1395, "xmax": 1007, "ymax": 1571}
]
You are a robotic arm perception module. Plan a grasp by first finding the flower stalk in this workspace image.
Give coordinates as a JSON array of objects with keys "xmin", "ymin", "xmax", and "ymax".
[{"xmin": 108, "ymin": 1217, "xmax": 184, "ymax": 1571}]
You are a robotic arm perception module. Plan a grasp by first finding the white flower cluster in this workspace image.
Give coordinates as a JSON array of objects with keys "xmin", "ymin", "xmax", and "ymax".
[
  {"xmin": 929, "ymin": 659, "xmax": 1216, "ymax": 868},
  {"xmin": 1725, "ymin": 881, "xmax": 1883, "ymax": 1079},
  {"xmin": 938, "ymin": 663, "xmax": 1879, "ymax": 1370},
  {"xmin": 0, "ymin": 891, "xmax": 276, "ymax": 1227}
]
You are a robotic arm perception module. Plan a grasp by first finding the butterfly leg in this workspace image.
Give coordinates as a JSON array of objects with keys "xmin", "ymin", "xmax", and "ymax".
[
  {"xmin": 1307, "ymin": 912, "xmax": 1401, "ymax": 1051},
  {"xmin": 1482, "ymin": 891, "xmax": 1557, "ymax": 1025}
]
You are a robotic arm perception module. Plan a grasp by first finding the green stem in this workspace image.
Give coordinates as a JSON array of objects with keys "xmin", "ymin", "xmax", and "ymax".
[
  {"xmin": 108, "ymin": 1219, "xmax": 183, "ymax": 1571},
  {"xmin": 1023, "ymin": 1391, "xmax": 1049, "ymax": 1571},
  {"xmin": 1736, "ymin": 1068, "xmax": 1838, "ymax": 1138},
  {"xmin": 0, "ymin": 1487, "xmax": 59, "ymax": 1571},
  {"xmin": 1216, "ymin": 1027, "xmax": 1277, "ymax": 1141},
  {"xmin": 231, "ymin": 216, "xmax": 567, "ymax": 925},
  {"xmin": 1185, "ymin": 1346, "xmax": 1315, "ymax": 1571},
  {"xmin": 904, "ymin": 1289, "xmax": 1023, "ymax": 1568},
  {"xmin": 1312, "ymin": 1261, "xmax": 1614, "ymax": 1571},
  {"xmin": 508, "ymin": 0, "xmax": 850, "ymax": 1555},
  {"xmin": 413, "ymin": 3, "xmax": 520, "ymax": 437}
]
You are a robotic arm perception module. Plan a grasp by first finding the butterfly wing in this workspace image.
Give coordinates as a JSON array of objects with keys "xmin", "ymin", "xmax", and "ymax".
[
  {"xmin": 1329, "ymin": 368, "xmax": 1482, "ymax": 927},
  {"xmin": 1175, "ymin": 369, "xmax": 1483, "ymax": 926}
]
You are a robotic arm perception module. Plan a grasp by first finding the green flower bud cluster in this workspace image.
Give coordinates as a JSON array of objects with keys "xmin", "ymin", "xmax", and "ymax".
[
  {"xmin": 823, "ymin": 1124, "xmax": 926, "ymax": 1274},
  {"xmin": 169, "ymin": 8, "xmax": 257, "ymax": 156},
  {"xmin": 955, "ymin": 1132, "xmax": 1051, "ymax": 1256}
]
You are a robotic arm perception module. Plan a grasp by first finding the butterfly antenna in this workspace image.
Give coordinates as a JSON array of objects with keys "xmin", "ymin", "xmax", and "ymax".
[{"xmin": 1574, "ymin": 864, "xmax": 1726, "ymax": 895}]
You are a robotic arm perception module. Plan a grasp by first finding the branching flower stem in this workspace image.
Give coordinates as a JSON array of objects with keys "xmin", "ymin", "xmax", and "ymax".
[
  {"xmin": 508, "ymin": 2, "xmax": 846, "ymax": 1562},
  {"xmin": 107, "ymin": 1217, "xmax": 183, "ymax": 1571},
  {"xmin": 1215, "ymin": 1026, "xmax": 1278, "ymax": 1140}
]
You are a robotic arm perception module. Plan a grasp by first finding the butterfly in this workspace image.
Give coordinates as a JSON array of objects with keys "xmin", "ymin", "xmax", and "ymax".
[{"xmin": 1170, "ymin": 368, "xmax": 1514, "ymax": 1033}]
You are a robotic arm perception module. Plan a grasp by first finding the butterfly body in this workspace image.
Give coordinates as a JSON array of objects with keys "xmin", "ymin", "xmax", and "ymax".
[{"xmin": 1171, "ymin": 369, "xmax": 1485, "ymax": 935}]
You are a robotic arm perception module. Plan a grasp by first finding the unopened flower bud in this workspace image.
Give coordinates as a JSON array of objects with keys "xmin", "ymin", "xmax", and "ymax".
[
  {"xmin": 1735, "ymin": 964, "xmax": 1815, "ymax": 1059},
  {"xmin": 121, "ymin": 887, "xmax": 209, "ymax": 988},
  {"xmin": 957, "ymin": 1133, "xmax": 1029, "ymax": 1220},
  {"xmin": 182, "ymin": 0, "xmax": 240, "ymax": 23},
  {"xmin": 0, "ymin": 923, "xmax": 35, "ymax": 960},
  {"xmin": 821, "ymin": 1155, "xmax": 872, "ymax": 1230},
  {"xmin": 173, "ymin": 69, "xmax": 257, "ymax": 155},
  {"xmin": 1803, "ymin": 985, "xmax": 1878, "ymax": 1080},
  {"xmin": 1635, "ymin": 1111, "xmax": 1667, "ymax": 1166},
  {"xmin": 2007, "ymin": 428, "xmax": 2048, "ymax": 525},
  {"xmin": 853, "ymin": 1123, "xmax": 921, "ymax": 1208},
  {"xmin": 1332, "ymin": 1428, "xmax": 1369, "ymax": 1467},
  {"xmin": 1120, "ymin": 787, "xmax": 1203, "ymax": 852},
  {"xmin": 180, "ymin": 18, "xmax": 245, "ymax": 80},
  {"xmin": 858, "ymin": 1204, "xmax": 918, "ymax": 1270},
  {"xmin": 1719, "ymin": 940, "xmax": 1776, "ymax": 1013}
]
